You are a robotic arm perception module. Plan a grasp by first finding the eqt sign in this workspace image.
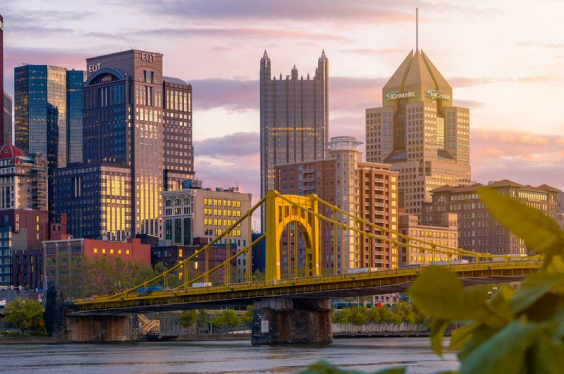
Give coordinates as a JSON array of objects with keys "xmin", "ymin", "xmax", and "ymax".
[{"xmin": 141, "ymin": 53, "xmax": 156, "ymax": 63}]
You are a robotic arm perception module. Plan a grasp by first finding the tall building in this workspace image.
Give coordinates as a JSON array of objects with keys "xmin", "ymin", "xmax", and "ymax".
[
  {"xmin": 14, "ymin": 65, "xmax": 86, "ymax": 216},
  {"xmin": 0, "ymin": 139, "xmax": 48, "ymax": 211},
  {"xmin": 0, "ymin": 14, "xmax": 5, "ymax": 143},
  {"xmin": 260, "ymin": 50, "xmax": 329, "ymax": 223},
  {"xmin": 2, "ymin": 92, "xmax": 11, "ymax": 136},
  {"xmin": 275, "ymin": 137, "xmax": 399, "ymax": 273},
  {"xmin": 366, "ymin": 49, "xmax": 471, "ymax": 217},
  {"xmin": 55, "ymin": 49, "xmax": 193, "ymax": 240},
  {"xmin": 423, "ymin": 180, "xmax": 560, "ymax": 255}
]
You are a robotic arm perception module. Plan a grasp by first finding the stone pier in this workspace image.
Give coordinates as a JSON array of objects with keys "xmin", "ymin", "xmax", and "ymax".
[
  {"xmin": 62, "ymin": 315, "xmax": 140, "ymax": 342},
  {"xmin": 251, "ymin": 298, "xmax": 332, "ymax": 345}
]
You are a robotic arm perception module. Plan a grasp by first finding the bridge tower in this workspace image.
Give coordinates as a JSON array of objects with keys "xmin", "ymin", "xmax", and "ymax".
[{"xmin": 264, "ymin": 190, "xmax": 320, "ymax": 281}]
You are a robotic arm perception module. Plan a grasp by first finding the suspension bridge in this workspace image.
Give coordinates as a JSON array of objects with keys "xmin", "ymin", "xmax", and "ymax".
[{"xmin": 59, "ymin": 191, "xmax": 540, "ymax": 343}]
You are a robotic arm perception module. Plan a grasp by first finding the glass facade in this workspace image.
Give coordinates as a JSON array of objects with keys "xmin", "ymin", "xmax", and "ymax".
[{"xmin": 66, "ymin": 70, "xmax": 86, "ymax": 163}]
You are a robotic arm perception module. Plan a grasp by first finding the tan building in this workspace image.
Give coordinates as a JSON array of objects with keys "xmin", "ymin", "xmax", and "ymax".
[
  {"xmin": 366, "ymin": 49, "xmax": 471, "ymax": 217},
  {"xmin": 275, "ymin": 137, "xmax": 399, "ymax": 273},
  {"xmin": 398, "ymin": 213, "xmax": 458, "ymax": 266},
  {"xmin": 423, "ymin": 180, "xmax": 560, "ymax": 255},
  {"xmin": 161, "ymin": 182, "xmax": 252, "ymax": 275}
]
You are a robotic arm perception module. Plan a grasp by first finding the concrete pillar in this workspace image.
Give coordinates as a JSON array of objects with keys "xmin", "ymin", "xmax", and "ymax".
[
  {"xmin": 252, "ymin": 298, "xmax": 332, "ymax": 345},
  {"xmin": 62, "ymin": 315, "xmax": 140, "ymax": 342}
]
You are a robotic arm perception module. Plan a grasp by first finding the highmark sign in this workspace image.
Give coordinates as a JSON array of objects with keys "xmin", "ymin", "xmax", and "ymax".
[
  {"xmin": 427, "ymin": 89, "xmax": 451, "ymax": 100},
  {"xmin": 385, "ymin": 91, "xmax": 416, "ymax": 100}
]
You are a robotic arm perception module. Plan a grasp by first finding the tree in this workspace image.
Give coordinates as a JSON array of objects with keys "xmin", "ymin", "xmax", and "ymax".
[
  {"xmin": 240, "ymin": 305, "xmax": 254, "ymax": 326},
  {"xmin": 179, "ymin": 310, "xmax": 197, "ymax": 329},
  {"xmin": 3, "ymin": 298, "xmax": 44, "ymax": 333},
  {"xmin": 195, "ymin": 309, "xmax": 209, "ymax": 334},
  {"xmin": 350, "ymin": 307, "xmax": 369, "ymax": 326},
  {"xmin": 212, "ymin": 309, "xmax": 241, "ymax": 332}
]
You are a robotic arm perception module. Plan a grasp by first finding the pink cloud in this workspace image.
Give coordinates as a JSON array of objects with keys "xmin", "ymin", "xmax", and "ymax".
[{"xmin": 471, "ymin": 128, "xmax": 564, "ymax": 190}]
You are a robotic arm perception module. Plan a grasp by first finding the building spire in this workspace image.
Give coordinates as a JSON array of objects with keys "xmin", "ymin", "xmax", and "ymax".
[{"xmin": 416, "ymin": 8, "xmax": 419, "ymax": 51}]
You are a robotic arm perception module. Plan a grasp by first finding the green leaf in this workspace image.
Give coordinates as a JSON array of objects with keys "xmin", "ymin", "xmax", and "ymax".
[
  {"xmin": 457, "ymin": 324, "xmax": 498, "ymax": 363},
  {"xmin": 409, "ymin": 266, "xmax": 489, "ymax": 320},
  {"xmin": 294, "ymin": 361, "xmax": 406, "ymax": 374},
  {"xmin": 527, "ymin": 332, "xmax": 564, "ymax": 374},
  {"xmin": 428, "ymin": 318, "xmax": 449, "ymax": 356},
  {"xmin": 510, "ymin": 272, "xmax": 564, "ymax": 314},
  {"xmin": 479, "ymin": 285, "xmax": 514, "ymax": 329},
  {"xmin": 448, "ymin": 323, "xmax": 479, "ymax": 351},
  {"xmin": 459, "ymin": 319, "xmax": 543, "ymax": 374},
  {"xmin": 478, "ymin": 187, "xmax": 564, "ymax": 257}
]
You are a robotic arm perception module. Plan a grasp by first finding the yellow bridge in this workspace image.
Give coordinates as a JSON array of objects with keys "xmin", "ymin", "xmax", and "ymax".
[{"xmin": 74, "ymin": 191, "xmax": 540, "ymax": 314}]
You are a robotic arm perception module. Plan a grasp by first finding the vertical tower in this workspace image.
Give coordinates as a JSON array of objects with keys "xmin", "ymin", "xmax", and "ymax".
[
  {"xmin": 0, "ymin": 14, "xmax": 4, "ymax": 144},
  {"xmin": 366, "ymin": 49, "xmax": 471, "ymax": 216},
  {"xmin": 260, "ymin": 50, "xmax": 329, "ymax": 226}
]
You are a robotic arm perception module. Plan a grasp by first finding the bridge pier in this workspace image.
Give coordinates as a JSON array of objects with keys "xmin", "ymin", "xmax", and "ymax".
[
  {"xmin": 62, "ymin": 315, "xmax": 140, "ymax": 342},
  {"xmin": 251, "ymin": 298, "xmax": 332, "ymax": 345}
]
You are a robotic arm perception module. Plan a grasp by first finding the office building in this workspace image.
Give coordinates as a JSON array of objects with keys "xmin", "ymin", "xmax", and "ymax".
[
  {"xmin": 275, "ymin": 137, "xmax": 399, "ymax": 273},
  {"xmin": 398, "ymin": 213, "xmax": 458, "ymax": 266},
  {"xmin": 260, "ymin": 50, "xmax": 329, "ymax": 224},
  {"xmin": 56, "ymin": 49, "xmax": 193, "ymax": 239},
  {"xmin": 423, "ymin": 180, "xmax": 560, "ymax": 255},
  {"xmin": 43, "ymin": 237, "xmax": 151, "ymax": 290},
  {"xmin": 366, "ymin": 49, "xmax": 471, "ymax": 217},
  {"xmin": 12, "ymin": 248, "xmax": 44, "ymax": 291},
  {"xmin": 14, "ymin": 65, "xmax": 85, "ymax": 216},
  {"xmin": 0, "ymin": 138, "xmax": 48, "ymax": 211},
  {"xmin": 54, "ymin": 163, "xmax": 131, "ymax": 240},
  {"xmin": 0, "ymin": 209, "xmax": 49, "ymax": 287}
]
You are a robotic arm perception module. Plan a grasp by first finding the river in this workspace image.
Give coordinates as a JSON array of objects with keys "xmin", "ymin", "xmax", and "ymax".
[{"xmin": 0, "ymin": 338, "xmax": 458, "ymax": 374}]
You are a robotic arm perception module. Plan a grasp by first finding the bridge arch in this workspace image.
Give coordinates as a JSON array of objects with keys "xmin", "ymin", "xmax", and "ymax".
[{"xmin": 264, "ymin": 191, "xmax": 320, "ymax": 281}]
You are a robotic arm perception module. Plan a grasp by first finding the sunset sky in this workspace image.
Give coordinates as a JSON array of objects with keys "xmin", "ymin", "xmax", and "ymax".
[{"xmin": 2, "ymin": 0, "xmax": 563, "ymax": 202}]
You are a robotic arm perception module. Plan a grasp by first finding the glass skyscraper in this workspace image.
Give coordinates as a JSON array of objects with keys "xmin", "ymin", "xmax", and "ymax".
[{"xmin": 14, "ymin": 65, "xmax": 85, "ymax": 216}]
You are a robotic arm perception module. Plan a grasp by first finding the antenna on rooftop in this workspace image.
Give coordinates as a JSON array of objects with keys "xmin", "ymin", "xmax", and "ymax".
[{"xmin": 416, "ymin": 8, "xmax": 419, "ymax": 51}]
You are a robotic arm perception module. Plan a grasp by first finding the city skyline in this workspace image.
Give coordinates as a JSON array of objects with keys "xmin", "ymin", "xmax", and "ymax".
[{"xmin": 0, "ymin": 0, "xmax": 563, "ymax": 205}]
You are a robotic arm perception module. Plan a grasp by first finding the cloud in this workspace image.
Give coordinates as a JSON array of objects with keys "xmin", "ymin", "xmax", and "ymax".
[
  {"xmin": 448, "ymin": 76, "xmax": 550, "ymax": 87},
  {"xmin": 340, "ymin": 48, "xmax": 405, "ymax": 56},
  {"xmin": 191, "ymin": 79, "xmax": 258, "ymax": 112},
  {"xmin": 130, "ymin": 27, "xmax": 349, "ymax": 41},
  {"xmin": 453, "ymin": 99, "xmax": 484, "ymax": 109},
  {"xmin": 471, "ymin": 128, "xmax": 564, "ymax": 190},
  {"xmin": 331, "ymin": 77, "xmax": 386, "ymax": 111},
  {"xmin": 136, "ymin": 0, "xmax": 413, "ymax": 24},
  {"xmin": 194, "ymin": 132, "xmax": 259, "ymax": 157}
]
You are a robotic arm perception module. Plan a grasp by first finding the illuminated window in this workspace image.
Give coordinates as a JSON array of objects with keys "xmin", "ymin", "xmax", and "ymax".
[
  {"xmin": 126, "ymin": 250, "xmax": 130, "ymax": 255},
  {"xmin": 102, "ymin": 249, "xmax": 106, "ymax": 254},
  {"xmin": 179, "ymin": 249, "xmax": 183, "ymax": 258},
  {"xmin": 118, "ymin": 249, "xmax": 122, "ymax": 254},
  {"xmin": 110, "ymin": 249, "xmax": 114, "ymax": 254},
  {"xmin": 94, "ymin": 248, "xmax": 98, "ymax": 253}
]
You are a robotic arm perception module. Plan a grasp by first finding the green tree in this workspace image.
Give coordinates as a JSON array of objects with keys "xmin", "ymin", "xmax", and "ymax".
[
  {"xmin": 240, "ymin": 305, "xmax": 254, "ymax": 326},
  {"xmin": 212, "ymin": 309, "xmax": 241, "ymax": 332},
  {"xmin": 367, "ymin": 306, "xmax": 381, "ymax": 324},
  {"xmin": 350, "ymin": 307, "xmax": 369, "ymax": 326},
  {"xmin": 195, "ymin": 309, "xmax": 209, "ymax": 334},
  {"xmin": 179, "ymin": 310, "xmax": 197, "ymax": 329},
  {"xmin": 3, "ymin": 298, "xmax": 44, "ymax": 333}
]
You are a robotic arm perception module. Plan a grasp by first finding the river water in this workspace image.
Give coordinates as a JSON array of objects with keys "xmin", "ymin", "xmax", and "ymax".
[{"xmin": 0, "ymin": 338, "xmax": 458, "ymax": 374}]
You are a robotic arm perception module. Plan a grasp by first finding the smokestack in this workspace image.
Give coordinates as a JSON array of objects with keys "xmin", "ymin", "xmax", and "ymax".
[{"xmin": 0, "ymin": 14, "xmax": 4, "ymax": 145}]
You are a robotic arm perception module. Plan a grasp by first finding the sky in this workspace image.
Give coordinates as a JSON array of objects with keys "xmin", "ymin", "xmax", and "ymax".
[{"xmin": 2, "ymin": 0, "xmax": 563, "ymax": 204}]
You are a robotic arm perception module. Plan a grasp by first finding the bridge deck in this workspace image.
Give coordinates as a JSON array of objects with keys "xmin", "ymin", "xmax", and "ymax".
[{"xmin": 73, "ymin": 261, "xmax": 539, "ymax": 315}]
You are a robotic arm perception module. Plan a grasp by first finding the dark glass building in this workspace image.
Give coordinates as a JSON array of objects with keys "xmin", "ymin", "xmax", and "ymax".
[
  {"xmin": 2, "ymin": 91, "xmax": 11, "ymax": 136},
  {"xmin": 14, "ymin": 65, "xmax": 85, "ymax": 216}
]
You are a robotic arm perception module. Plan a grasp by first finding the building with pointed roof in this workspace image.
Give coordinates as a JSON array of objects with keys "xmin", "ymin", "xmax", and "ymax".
[
  {"xmin": 366, "ymin": 49, "xmax": 471, "ymax": 216},
  {"xmin": 260, "ymin": 50, "xmax": 329, "ymax": 227}
]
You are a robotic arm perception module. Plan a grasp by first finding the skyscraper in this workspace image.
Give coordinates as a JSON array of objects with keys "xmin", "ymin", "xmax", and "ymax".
[
  {"xmin": 260, "ymin": 50, "xmax": 329, "ymax": 221},
  {"xmin": 55, "ymin": 49, "xmax": 193, "ymax": 240},
  {"xmin": 366, "ymin": 49, "xmax": 471, "ymax": 216},
  {"xmin": 14, "ymin": 65, "xmax": 85, "ymax": 216},
  {"xmin": 0, "ymin": 14, "xmax": 5, "ymax": 143}
]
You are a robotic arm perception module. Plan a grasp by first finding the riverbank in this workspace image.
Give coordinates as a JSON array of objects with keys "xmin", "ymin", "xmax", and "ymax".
[{"xmin": 0, "ymin": 336, "xmax": 62, "ymax": 344}]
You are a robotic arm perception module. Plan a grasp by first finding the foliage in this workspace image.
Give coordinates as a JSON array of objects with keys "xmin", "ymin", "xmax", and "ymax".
[
  {"xmin": 3, "ymin": 298, "xmax": 44, "ymax": 333},
  {"xmin": 58, "ymin": 255, "xmax": 154, "ymax": 299},
  {"xmin": 196, "ymin": 309, "xmax": 209, "ymax": 333},
  {"xmin": 240, "ymin": 305, "xmax": 254, "ymax": 326},
  {"xmin": 179, "ymin": 310, "xmax": 197, "ymax": 329},
  {"xmin": 294, "ymin": 187, "xmax": 564, "ymax": 374},
  {"xmin": 331, "ymin": 302, "xmax": 425, "ymax": 327},
  {"xmin": 211, "ymin": 309, "xmax": 241, "ymax": 330}
]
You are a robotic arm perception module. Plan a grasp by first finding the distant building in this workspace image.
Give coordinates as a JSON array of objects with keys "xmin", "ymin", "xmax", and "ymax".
[
  {"xmin": 275, "ymin": 137, "xmax": 399, "ymax": 273},
  {"xmin": 260, "ymin": 50, "xmax": 329, "ymax": 225},
  {"xmin": 12, "ymin": 248, "xmax": 44, "ymax": 291},
  {"xmin": 251, "ymin": 232, "xmax": 266, "ymax": 274},
  {"xmin": 0, "ymin": 139, "xmax": 48, "ymax": 211},
  {"xmin": 0, "ymin": 14, "xmax": 6, "ymax": 143},
  {"xmin": 0, "ymin": 209, "xmax": 49, "ymax": 286},
  {"xmin": 423, "ymin": 180, "xmax": 560, "ymax": 255},
  {"xmin": 2, "ymin": 91, "xmax": 11, "ymax": 139},
  {"xmin": 398, "ymin": 213, "xmax": 458, "ymax": 266},
  {"xmin": 366, "ymin": 49, "xmax": 471, "ymax": 217},
  {"xmin": 42, "ymin": 237, "xmax": 151, "ymax": 290},
  {"xmin": 160, "ymin": 181, "xmax": 252, "ymax": 277},
  {"xmin": 557, "ymin": 192, "xmax": 564, "ymax": 230}
]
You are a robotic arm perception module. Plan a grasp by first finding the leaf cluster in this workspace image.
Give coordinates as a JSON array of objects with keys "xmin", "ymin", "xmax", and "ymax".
[
  {"xmin": 3, "ymin": 297, "xmax": 45, "ymax": 333},
  {"xmin": 331, "ymin": 302, "xmax": 425, "ymax": 326}
]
